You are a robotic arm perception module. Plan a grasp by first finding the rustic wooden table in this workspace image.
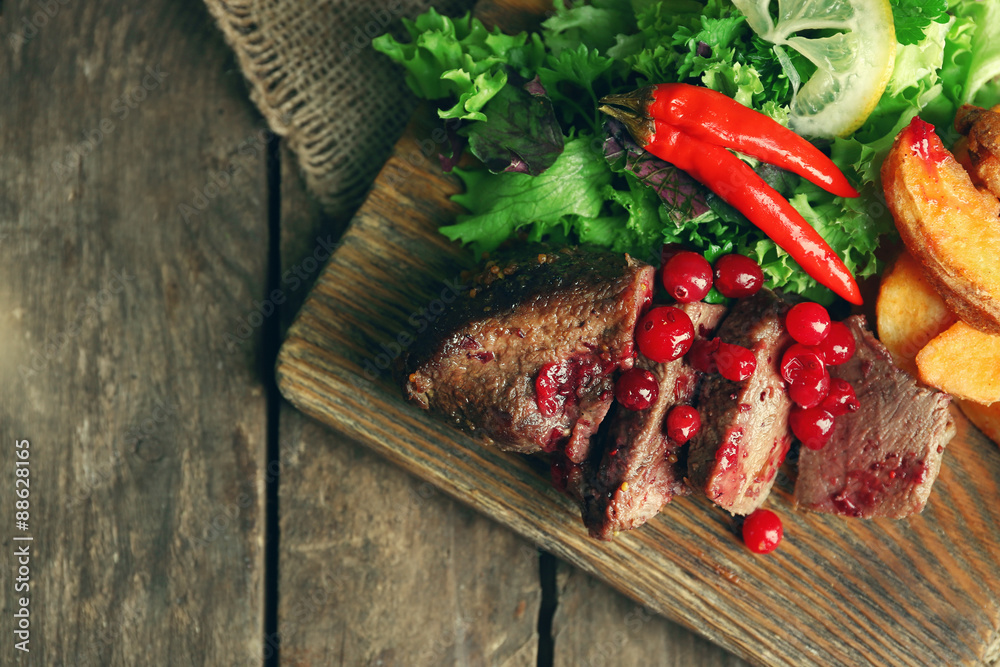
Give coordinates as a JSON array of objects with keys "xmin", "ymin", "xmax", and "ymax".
[{"xmin": 0, "ymin": 1, "xmax": 750, "ymax": 664}]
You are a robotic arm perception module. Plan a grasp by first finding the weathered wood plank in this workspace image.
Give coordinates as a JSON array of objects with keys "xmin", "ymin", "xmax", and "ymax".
[
  {"xmin": 552, "ymin": 562, "xmax": 750, "ymax": 667},
  {"xmin": 276, "ymin": 145, "xmax": 541, "ymax": 666},
  {"xmin": 0, "ymin": 1, "xmax": 269, "ymax": 664},
  {"xmin": 275, "ymin": 110, "xmax": 1000, "ymax": 666},
  {"xmin": 276, "ymin": 413, "xmax": 542, "ymax": 666}
]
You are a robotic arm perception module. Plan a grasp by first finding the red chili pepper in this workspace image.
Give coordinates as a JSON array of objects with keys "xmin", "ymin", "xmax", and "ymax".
[
  {"xmin": 601, "ymin": 84, "xmax": 860, "ymax": 198},
  {"xmin": 599, "ymin": 86, "xmax": 863, "ymax": 305}
]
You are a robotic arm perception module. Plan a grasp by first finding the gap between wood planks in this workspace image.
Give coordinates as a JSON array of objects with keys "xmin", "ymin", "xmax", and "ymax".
[
  {"xmin": 537, "ymin": 551, "xmax": 558, "ymax": 667},
  {"xmin": 263, "ymin": 135, "xmax": 282, "ymax": 667},
  {"xmin": 259, "ymin": 137, "xmax": 562, "ymax": 667}
]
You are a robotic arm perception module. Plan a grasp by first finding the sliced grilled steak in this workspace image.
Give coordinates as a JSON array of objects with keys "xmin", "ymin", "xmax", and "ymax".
[
  {"xmin": 794, "ymin": 316, "xmax": 955, "ymax": 518},
  {"xmin": 583, "ymin": 302, "xmax": 728, "ymax": 540},
  {"xmin": 403, "ymin": 246, "xmax": 655, "ymax": 462},
  {"xmin": 687, "ymin": 290, "xmax": 793, "ymax": 515}
]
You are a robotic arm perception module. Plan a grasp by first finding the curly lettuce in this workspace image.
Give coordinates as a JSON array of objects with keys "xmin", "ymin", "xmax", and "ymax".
[{"xmin": 374, "ymin": 0, "xmax": 1000, "ymax": 303}]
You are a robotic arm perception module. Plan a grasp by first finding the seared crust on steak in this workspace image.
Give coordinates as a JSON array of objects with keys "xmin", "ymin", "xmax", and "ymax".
[{"xmin": 403, "ymin": 245, "xmax": 655, "ymax": 463}]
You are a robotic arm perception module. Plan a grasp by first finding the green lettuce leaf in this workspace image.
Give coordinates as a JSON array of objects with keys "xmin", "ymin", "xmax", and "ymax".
[
  {"xmin": 442, "ymin": 136, "xmax": 613, "ymax": 255},
  {"xmin": 890, "ymin": 0, "xmax": 950, "ymax": 46},
  {"xmin": 371, "ymin": 9, "xmax": 545, "ymax": 122},
  {"xmin": 541, "ymin": 0, "xmax": 636, "ymax": 56},
  {"xmin": 951, "ymin": 0, "xmax": 1000, "ymax": 105},
  {"xmin": 384, "ymin": 0, "xmax": 1000, "ymax": 303},
  {"xmin": 536, "ymin": 43, "xmax": 623, "ymax": 131}
]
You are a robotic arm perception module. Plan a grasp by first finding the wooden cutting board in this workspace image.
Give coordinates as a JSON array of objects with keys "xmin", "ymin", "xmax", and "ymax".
[{"xmin": 276, "ymin": 7, "xmax": 1000, "ymax": 665}]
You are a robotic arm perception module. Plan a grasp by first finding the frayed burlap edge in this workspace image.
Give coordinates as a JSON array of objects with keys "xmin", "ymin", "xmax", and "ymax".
[
  {"xmin": 202, "ymin": 0, "xmax": 361, "ymax": 217},
  {"xmin": 986, "ymin": 627, "xmax": 1000, "ymax": 665},
  {"xmin": 202, "ymin": 0, "xmax": 474, "ymax": 219}
]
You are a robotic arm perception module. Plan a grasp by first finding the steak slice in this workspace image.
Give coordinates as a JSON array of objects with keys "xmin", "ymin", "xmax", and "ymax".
[
  {"xmin": 582, "ymin": 302, "xmax": 728, "ymax": 540},
  {"xmin": 687, "ymin": 290, "xmax": 793, "ymax": 515},
  {"xmin": 403, "ymin": 246, "xmax": 655, "ymax": 462},
  {"xmin": 794, "ymin": 316, "xmax": 955, "ymax": 518}
]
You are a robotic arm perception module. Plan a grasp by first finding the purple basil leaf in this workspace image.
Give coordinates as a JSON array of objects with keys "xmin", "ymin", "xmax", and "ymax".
[
  {"xmin": 603, "ymin": 118, "xmax": 709, "ymax": 222},
  {"xmin": 465, "ymin": 74, "xmax": 565, "ymax": 176},
  {"xmin": 603, "ymin": 125, "xmax": 626, "ymax": 171},
  {"xmin": 522, "ymin": 75, "xmax": 547, "ymax": 97},
  {"xmin": 438, "ymin": 121, "xmax": 467, "ymax": 173}
]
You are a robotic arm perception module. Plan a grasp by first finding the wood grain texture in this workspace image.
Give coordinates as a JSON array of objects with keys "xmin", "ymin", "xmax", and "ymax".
[
  {"xmin": 277, "ymin": 108, "xmax": 1000, "ymax": 665},
  {"xmin": 0, "ymin": 1, "xmax": 269, "ymax": 664},
  {"xmin": 552, "ymin": 562, "xmax": 750, "ymax": 667},
  {"xmin": 276, "ymin": 145, "xmax": 541, "ymax": 666}
]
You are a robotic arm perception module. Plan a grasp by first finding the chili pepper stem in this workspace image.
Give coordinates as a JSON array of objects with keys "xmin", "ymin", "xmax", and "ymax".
[
  {"xmin": 597, "ymin": 104, "xmax": 654, "ymax": 146},
  {"xmin": 599, "ymin": 87, "xmax": 655, "ymax": 115}
]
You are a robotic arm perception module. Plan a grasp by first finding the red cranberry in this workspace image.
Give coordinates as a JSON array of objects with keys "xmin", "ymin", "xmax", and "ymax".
[
  {"xmin": 789, "ymin": 406, "xmax": 836, "ymax": 450},
  {"xmin": 635, "ymin": 306, "xmax": 695, "ymax": 363},
  {"xmin": 615, "ymin": 368, "xmax": 659, "ymax": 410},
  {"xmin": 687, "ymin": 337, "xmax": 720, "ymax": 373},
  {"xmin": 662, "ymin": 251, "xmax": 713, "ymax": 303},
  {"xmin": 716, "ymin": 342, "xmax": 756, "ymax": 382},
  {"xmin": 713, "ymin": 254, "xmax": 764, "ymax": 298},
  {"xmin": 822, "ymin": 378, "xmax": 860, "ymax": 416},
  {"xmin": 788, "ymin": 368, "xmax": 831, "ymax": 408},
  {"xmin": 817, "ymin": 321, "xmax": 856, "ymax": 365},
  {"xmin": 666, "ymin": 405, "xmax": 701, "ymax": 443},
  {"xmin": 742, "ymin": 509, "xmax": 783, "ymax": 554},
  {"xmin": 780, "ymin": 343, "xmax": 825, "ymax": 385},
  {"xmin": 535, "ymin": 361, "xmax": 568, "ymax": 418},
  {"xmin": 785, "ymin": 302, "xmax": 832, "ymax": 345}
]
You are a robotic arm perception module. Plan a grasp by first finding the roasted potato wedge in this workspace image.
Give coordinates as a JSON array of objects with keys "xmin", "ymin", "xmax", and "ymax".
[
  {"xmin": 882, "ymin": 117, "xmax": 1000, "ymax": 335},
  {"xmin": 876, "ymin": 251, "xmax": 958, "ymax": 374},
  {"xmin": 916, "ymin": 320, "xmax": 1000, "ymax": 404},
  {"xmin": 956, "ymin": 399, "xmax": 1000, "ymax": 447}
]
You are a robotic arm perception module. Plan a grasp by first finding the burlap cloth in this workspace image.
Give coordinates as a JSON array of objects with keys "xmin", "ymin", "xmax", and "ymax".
[{"xmin": 203, "ymin": 0, "xmax": 476, "ymax": 220}]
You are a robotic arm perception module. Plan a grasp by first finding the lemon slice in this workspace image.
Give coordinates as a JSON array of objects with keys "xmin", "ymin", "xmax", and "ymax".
[{"xmin": 734, "ymin": 0, "xmax": 896, "ymax": 138}]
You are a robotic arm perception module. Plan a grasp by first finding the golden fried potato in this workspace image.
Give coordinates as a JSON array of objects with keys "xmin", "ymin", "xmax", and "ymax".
[
  {"xmin": 916, "ymin": 321, "xmax": 1000, "ymax": 404},
  {"xmin": 956, "ymin": 399, "xmax": 1000, "ymax": 447},
  {"xmin": 882, "ymin": 117, "xmax": 1000, "ymax": 335},
  {"xmin": 951, "ymin": 136, "xmax": 977, "ymax": 179},
  {"xmin": 876, "ymin": 251, "xmax": 958, "ymax": 374}
]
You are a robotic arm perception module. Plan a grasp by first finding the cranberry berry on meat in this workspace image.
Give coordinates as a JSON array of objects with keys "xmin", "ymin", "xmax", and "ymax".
[
  {"xmin": 790, "ymin": 406, "xmax": 836, "ymax": 450},
  {"xmin": 788, "ymin": 368, "xmax": 831, "ymax": 409},
  {"xmin": 822, "ymin": 378, "xmax": 860, "ymax": 416},
  {"xmin": 662, "ymin": 251, "xmax": 713, "ymax": 303},
  {"xmin": 687, "ymin": 337, "xmax": 720, "ymax": 374},
  {"xmin": 780, "ymin": 343, "xmax": 825, "ymax": 385},
  {"xmin": 817, "ymin": 320, "xmax": 856, "ymax": 365},
  {"xmin": 635, "ymin": 306, "xmax": 695, "ymax": 363},
  {"xmin": 713, "ymin": 254, "xmax": 764, "ymax": 298},
  {"xmin": 716, "ymin": 341, "xmax": 756, "ymax": 382},
  {"xmin": 666, "ymin": 405, "xmax": 701, "ymax": 443},
  {"xmin": 615, "ymin": 368, "xmax": 659, "ymax": 411},
  {"xmin": 786, "ymin": 302, "xmax": 832, "ymax": 346}
]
